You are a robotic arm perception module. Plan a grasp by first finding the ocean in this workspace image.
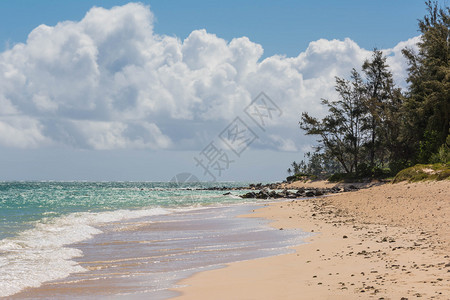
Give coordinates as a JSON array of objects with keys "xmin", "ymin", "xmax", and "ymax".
[{"xmin": 0, "ymin": 182, "xmax": 310, "ymax": 298}]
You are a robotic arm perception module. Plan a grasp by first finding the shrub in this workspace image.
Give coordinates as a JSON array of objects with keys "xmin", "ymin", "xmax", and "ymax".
[{"xmin": 393, "ymin": 163, "xmax": 450, "ymax": 183}]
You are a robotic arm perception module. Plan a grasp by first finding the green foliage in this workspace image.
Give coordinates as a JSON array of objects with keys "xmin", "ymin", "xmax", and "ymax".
[
  {"xmin": 299, "ymin": 50, "xmax": 399, "ymax": 175},
  {"xmin": 418, "ymin": 130, "xmax": 441, "ymax": 162},
  {"xmin": 299, "ymin": 69, "xmax": 369, "ymax": 173},
  {"xmin": 327, "ymin": 173, "xmax": 349, "ymax": 182},
  {"xmin": 291, "ymin": 1, "xmax": 449, "ymax": 182},
  {"xmin": 402, "ymin": 1, "xmax": 450, "ymax": 160},
  {"xmin": 362, "ymin": 50, "xmax": 402, "ymax": 168},
  {"xmin": 327, "ymin": 165, "xmax": 392, "ymax": 183},
  {"xmin": 393, "ymin": 163, "xmax": 450, "ymax": 182},
  {"xmin": 388, "ymin": 159, "xmax": 412, "ymax": 175},
  {"xmin": 286, "ymin": 152, "xmax": 342, "ymax": 181},
  {"xmin": 286, "ymin": 173, "xmax": 317, "ymax": 182},
  {"xmin": 430, "ymin": 132, "xmax": 450, "ymax": 163}
]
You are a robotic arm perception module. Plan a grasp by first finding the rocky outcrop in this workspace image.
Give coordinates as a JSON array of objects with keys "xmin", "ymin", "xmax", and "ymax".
[{"xmin": 240, "ymin": 186, "xmax": 345, "ymax": 199}]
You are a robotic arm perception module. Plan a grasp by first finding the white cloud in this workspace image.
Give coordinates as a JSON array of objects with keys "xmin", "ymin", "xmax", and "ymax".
[
  {"xmin": 0, "ymin": 116, "xmax": 49, "ymax": 148},
  {"xmin": 73, "ymin": 120, "xmax": 171, "ymax": 150},
  {"xmin": 384, "ymin": 36, "xmax": 421, "ymax": 89},
  {"xmin": 0, "ymin": 3, "xmax": 418, "ymax": 151},
  {"xmin": 268, "ymin": 135, "xmax": 298, "ymax": 152}
]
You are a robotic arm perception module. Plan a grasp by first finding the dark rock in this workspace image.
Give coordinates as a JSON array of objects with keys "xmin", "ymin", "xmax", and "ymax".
[
  {"xmin": 241, "ymin": 192, "xmax": 256, "ymax": 198},
  {"xmin": 343, "ymin": 185, "xmax": 359, "ymax": 192},
  {"xmin": 315, "ymin": 190, "xmax": 324, "ymax": 196},
  {"xmin": 305, "ymin": 190, "xmax": 315, "ymax": 197},
  {"xmin": 287, "ymin": 192, "xmax": 297, "ymax": 198}
]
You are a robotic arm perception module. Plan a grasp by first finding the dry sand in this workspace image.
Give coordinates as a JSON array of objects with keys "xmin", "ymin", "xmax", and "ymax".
[{"xmin": 174, "ymin": 180, "xmax": 450, "ymax": 299}]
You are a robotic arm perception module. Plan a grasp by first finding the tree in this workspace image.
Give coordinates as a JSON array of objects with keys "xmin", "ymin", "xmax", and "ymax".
[
  {"xmin": 287, "ymin": 152, "xmax": 342, "ymax": 177},
  {"xmin": 287, "ymin": 161, "xmax": 305, "ymax": 175},
  {"xmin": 362, "ymin": 50, "xmax": 400, "ymax": 168},
  {"xmin": 293, "ymin": 1, "xmax": 449, "ymax": 179},
  {"xmin": 299, "ymin": 69, "xmax": 367, "ymax": 173},
  {"xmin": 299, "ymin": 50, "xmax": 401, "ymax": 175},
  {"xmin": 402, "ymin": 1, "xmax": 450, "ymax": 162}
]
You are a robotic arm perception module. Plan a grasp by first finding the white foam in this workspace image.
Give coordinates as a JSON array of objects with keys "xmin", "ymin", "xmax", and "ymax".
[{"xmin": 0, "ymin": 207, "xmax": 171, "ymax": 297}]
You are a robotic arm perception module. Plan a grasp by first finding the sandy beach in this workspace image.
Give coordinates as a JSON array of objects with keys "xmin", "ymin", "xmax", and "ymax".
[{"xmin": 175, "ymin": 180, "xmax": 450, "ymax": 299}]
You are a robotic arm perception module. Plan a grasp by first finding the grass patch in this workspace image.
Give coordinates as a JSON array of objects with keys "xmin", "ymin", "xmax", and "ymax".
[
  {"xmin": 393, "ymin": 163, "xmax": 450, "ymax": 183},
  {"xmin": 327, "ymin": 167, "xmax": 392, "ymax": 183},
  {"xmin": 286, "ymin": 173, "xmax": 318, "ymax": 182}
]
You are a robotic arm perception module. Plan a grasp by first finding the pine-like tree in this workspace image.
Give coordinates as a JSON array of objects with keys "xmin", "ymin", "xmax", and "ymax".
[
  {"xmin": 299, "ymin": 69, "xmax": 367, "ymax": 173},
  {"xmin": 362, "ymin": 50, "xmax": 400, "ymax": 169},
  {"xmin": 402, "ymin": 1, "xmax": 450, "ymax": 162}
]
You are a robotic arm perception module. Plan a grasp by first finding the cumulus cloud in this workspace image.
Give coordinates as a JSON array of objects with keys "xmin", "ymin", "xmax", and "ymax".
[
  {"xmin": 0, "ymin": 3, "xmax": 418, "ymax": 150},
  {"xmin": 384, "ymin": 36, "xmax": 421, "ymax": 88}
]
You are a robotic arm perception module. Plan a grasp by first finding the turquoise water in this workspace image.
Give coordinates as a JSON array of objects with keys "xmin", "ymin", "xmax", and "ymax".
[
  {"xmin": 3, "ymin": 181, "xmax": 294, "ymax": 297},
  {"xmin": 0, "ymin": 181, "xmax": 249, "ymax": 240}
]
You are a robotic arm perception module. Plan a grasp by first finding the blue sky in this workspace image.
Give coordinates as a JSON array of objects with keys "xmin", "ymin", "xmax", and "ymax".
[
  {"xmin": 1, "ymin": 0, "xmax": 426, "ymax": 56},
  {"xmin": 0, "ymin": 1, "xmax": 430, "ymax": 181}
]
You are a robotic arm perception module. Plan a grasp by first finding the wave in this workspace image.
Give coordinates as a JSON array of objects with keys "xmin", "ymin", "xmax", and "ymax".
[{"xmin": 0, "ymin": 207, "xmax": 171, "ymax": 297}]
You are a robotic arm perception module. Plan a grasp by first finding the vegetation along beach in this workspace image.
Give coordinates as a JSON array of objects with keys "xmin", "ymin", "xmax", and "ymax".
[{"xmin": 0, "ymin": 0, "xmax": 449, "ymax": 299}]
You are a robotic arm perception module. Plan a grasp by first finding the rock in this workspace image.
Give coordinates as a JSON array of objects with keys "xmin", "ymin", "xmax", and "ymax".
[
  {"xmin": 315, "ymin": 189, "xmax": 324, "ymax": 196},
  {"xmin": 258, "ymin": 190, "xmax": 270, "ymax": 199},
  {"xmin": 239, "ymin": 184, "xmax": 343, "ymax": 199},
  {"xmin": 241, "ymin": 192, "xmax": 256, "ymax": 198},
  {"xmin": 344, "ymin": 185, "xmax": 359, "ymax": 192},
  {"xmin": 287, "ymin": 192, "xmax": 297, "ymax": 198},
  {"xmin": 305, "ymin": 190, "xmax": 315, "ymax": 197},
  {"xmin": 295, "ymin": 190, "xmax": 305, "ymax": 197},
  {"xmin": 223, "ymin": 192, "xmax": 231, "ymax": 196}
]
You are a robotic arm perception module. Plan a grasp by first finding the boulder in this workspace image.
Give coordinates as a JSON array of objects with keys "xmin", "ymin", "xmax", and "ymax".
[{"xmin": 305, "ymin": 190, "xmax": 315, "ymax": 197}]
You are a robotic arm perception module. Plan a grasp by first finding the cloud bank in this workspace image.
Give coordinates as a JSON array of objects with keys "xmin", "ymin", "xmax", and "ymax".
[{"xmin": 0, "ymin": 3, "xmax": 419, "ymax": 151}]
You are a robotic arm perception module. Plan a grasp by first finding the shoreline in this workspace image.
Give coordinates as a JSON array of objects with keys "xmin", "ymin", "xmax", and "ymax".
[
  {"xmin": 8, "ymin": 203, "xmax": 304, "ymax": 299},
  {"xmin": 174, "ymin": 180, "xmax": 450, "ymax": 299}
]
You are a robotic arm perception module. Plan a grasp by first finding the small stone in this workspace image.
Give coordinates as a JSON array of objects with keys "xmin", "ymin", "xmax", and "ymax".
[{"xmin": 343, "ymin": 235, "xmax": 348, "ymax": 239}]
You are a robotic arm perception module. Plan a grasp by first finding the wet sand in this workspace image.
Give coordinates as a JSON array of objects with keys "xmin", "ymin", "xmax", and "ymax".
[
  {"xmin": 11, "ymin": 205, "xmax": 306, "ymax": 299},
  {"xmin": 175, "ymin": 180, "xmax": 450, "ymax": 299}
]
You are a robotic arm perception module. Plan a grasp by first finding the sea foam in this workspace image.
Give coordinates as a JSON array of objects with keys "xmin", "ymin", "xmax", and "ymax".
[{"xmin": 0, "ymin": 207, "xmax": 171, "ymax": 297}]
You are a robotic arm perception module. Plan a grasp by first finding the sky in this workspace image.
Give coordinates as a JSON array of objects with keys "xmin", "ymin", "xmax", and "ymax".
[{"xmin": 0, "ymin": 1, "xmax": 430, "ymax": 181}]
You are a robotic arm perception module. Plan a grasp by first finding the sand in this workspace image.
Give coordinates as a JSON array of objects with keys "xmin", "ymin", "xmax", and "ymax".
[{"xmin": 174, "ymin": 180, "xmax": 450, "ymax": 299}]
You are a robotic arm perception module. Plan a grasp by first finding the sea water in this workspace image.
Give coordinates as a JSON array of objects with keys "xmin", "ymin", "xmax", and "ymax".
[{"xmin": 0, "ymin": 182, "xmax": 310, "ymax": 298}]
